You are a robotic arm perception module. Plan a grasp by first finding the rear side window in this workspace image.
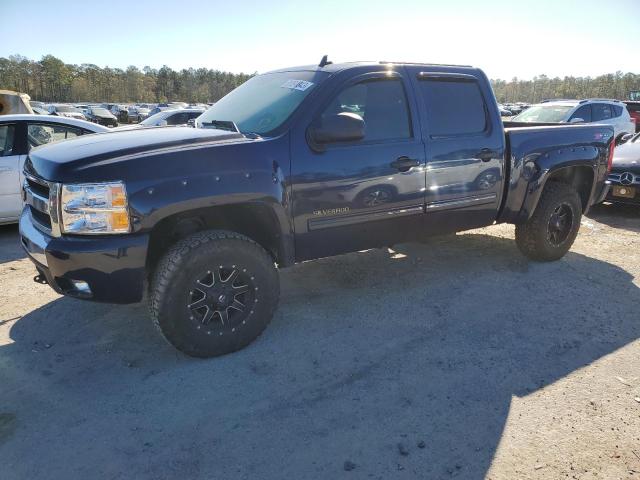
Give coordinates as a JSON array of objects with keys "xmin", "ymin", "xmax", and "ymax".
[
  {"xmin": 570, "ymin": 105, "xmax": 592, "ymax": 122},
  {"xmin": 592, "ymin": 104, "xmax": 612, "ymax": 121},
  {"xmin": 320, "ymin": 78, "xmax": 411, "ymax": 142},
  {"xmin": 418, "ymin": 79, "xmax": 487, "ymax": 136},
  {"xmin": 27, "ymin": 123, "xmax": 82, "ymax": 150},
  {"xmin": 167, "ymin": 112, "xmax": 191, "ymax": 125},
  {"xmin": 612, "ymin": 105, "xmax": 623, "ymax": 117},
  {"xmin": 0, "ymin": 124, "xmax": 15, "ymax": 157}
]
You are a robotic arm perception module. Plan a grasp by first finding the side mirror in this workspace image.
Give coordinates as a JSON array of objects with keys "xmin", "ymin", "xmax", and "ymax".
[
  {"xmin": 309, "ymin": 112, "xmax": 365, "ymax": 147},
  {"xmin": 158, "ymin": 119, "xmax": 168, "ymax": 127},
  {"xmin": 617, "ymin": 133, "xmax": 634, "ymax": 145},
  {"xmin": 569, "ymin": 117, "xmax": 585, "ymax": 124}
]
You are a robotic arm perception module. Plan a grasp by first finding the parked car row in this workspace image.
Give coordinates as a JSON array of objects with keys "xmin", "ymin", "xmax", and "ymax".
[
  {"xmin": 497, "ymin": 102, "xmax": 530, "ymax": 116},
  {"xmin": 26, "ymin": 100, "xmax": 210, "ymax": 126}
]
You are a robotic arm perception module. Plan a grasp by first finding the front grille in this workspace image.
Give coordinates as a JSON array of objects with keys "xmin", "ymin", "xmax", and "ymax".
[
  {"xmin": 26, "ymin": 175, "xmax": 49, "ymax": 198},
  {"xmin": 608, "ymin": 172, "xmax": 640, "ymax": 185},
  {"xmin": 23, "ymin": 171, "xmax": 60, "ymax": 236}
]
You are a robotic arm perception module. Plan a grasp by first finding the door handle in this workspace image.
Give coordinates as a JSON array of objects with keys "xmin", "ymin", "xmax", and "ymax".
[
  {"xmin": 477, "ymin": 148, "xmax": 495, "ymax": 162},
  {"xmin": 390, "ymin": 156, "xmax": 420, "ymax": 172}
]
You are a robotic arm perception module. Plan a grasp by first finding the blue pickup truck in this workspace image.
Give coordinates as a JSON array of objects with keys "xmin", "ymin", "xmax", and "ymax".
[{"xmin": 20, "ymin": 58, "xmax": 613, "ymax": 357}]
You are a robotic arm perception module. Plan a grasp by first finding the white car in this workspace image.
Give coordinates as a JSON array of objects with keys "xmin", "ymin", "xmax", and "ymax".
[
  {"xmin": 47, "ymin": 104, "xmax": 87, "ymax": 120},
  {"xmin": 135, "ymin": 108, "xmax": 205, "ymax": 127},
  {"xmin": 512, "ymin": 99, "xmax": 635, "ymax": 139},
  {"xmin": 0, "ymin": 115, "xmax": 110, "ymax": 224}
]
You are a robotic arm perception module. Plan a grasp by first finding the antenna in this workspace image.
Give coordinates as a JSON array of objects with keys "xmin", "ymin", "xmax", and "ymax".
[{"xmin": 319, "ymin": 55, "xmax": 332, "ymax": 68}]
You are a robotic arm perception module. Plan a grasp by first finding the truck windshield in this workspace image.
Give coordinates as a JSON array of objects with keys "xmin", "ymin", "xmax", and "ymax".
[
  {"xmin": 512, "ymin": 105, "xmax": 574, "ymax": 123},
  {"xmin": 196, "ymin": 71, "xmax": 327, "ymax": 135}
]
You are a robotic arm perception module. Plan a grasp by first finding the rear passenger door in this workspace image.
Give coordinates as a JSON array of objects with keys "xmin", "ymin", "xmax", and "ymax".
[{"xmin": 408, "ymin": 70, "xmax": 505, "ymax": 230}]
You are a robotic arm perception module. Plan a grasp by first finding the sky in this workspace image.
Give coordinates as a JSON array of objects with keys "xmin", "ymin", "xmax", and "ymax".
[{"xmin": 1, "ymin": 0, "xmax": 639, "ymax": 80}]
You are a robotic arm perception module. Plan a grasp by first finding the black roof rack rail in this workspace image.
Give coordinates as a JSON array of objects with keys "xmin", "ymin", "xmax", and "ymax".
[
  {"xmin": 540, "ymin": 98, "xmax": 579, "ymax": 103},
  {"xmin": 584, "ymin": 98, "xmax": 623, "ymax": 103},
  {"xmin": 379, "ymin": 61, "xmax": 472, "ymax": 67}
]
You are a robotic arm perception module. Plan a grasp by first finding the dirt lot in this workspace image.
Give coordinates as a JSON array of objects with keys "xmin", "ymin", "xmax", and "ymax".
[{"xmin": 0, "ymin": 204, "xmax": 639, "ymax": 480}]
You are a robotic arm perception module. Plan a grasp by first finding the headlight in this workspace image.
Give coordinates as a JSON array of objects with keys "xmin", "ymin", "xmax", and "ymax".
[{"xmin": 60, "ymin": 182, "xmax": 130, "ymax": 234}]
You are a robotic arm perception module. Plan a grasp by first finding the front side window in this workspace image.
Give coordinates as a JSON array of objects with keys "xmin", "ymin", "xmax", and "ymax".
[
  {"xmin": 570, "ymin": 105, "xmax": 592, "ymax": 122},
  {"xmin": 0, "ymin": 124, "xmax": 15, "ymax": 157},
  {"xmin": 319, "ymin": 78, "xmax": 411, "ymax": 142},
  {"xmin": 418, "ymin": 79, "xmax": 487, "ymax": 136},
  {"xmin": 592, "ymin": 104, "xmax": 612, "ymax": 121},
  {"xmin": 27, "ymin": 123, "xmax": 82, "ymax": 150},
  {"xmin": 166, "ymin": 112, "xmax": 189, "ymax": 125}
]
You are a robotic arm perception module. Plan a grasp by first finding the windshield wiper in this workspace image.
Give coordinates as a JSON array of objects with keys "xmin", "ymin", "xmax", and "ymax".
[
  {"xmin": 241, "ymin": 131, "xmax": 262, "ymax": 139},
  {"xmin": 200, "ymin": 120, "xmax": 239, "ymax": 133},
  {"xmin": 200, "ymin": 120, "xmax": 262, "ymax": 139}
]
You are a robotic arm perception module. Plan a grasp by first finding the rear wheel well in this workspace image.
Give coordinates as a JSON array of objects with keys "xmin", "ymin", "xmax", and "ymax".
[
  {"xmin": 546, "ymin": 165, "xmax": 594, "ymax": 212},
  {"xmin": 146, "ymin": 204, "xmax": 284, "ymax": 275}
]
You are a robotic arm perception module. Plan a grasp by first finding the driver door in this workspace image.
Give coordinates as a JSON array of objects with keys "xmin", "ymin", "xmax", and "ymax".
[{"xmin": 290, "ymin": 70, "xmax": 426, "ymax": 261}]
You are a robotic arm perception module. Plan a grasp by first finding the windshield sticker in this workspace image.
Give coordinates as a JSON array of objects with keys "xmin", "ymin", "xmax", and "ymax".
[{"xmin": 281, "ymin": 79, "xmax": 314, "ymax": 91}]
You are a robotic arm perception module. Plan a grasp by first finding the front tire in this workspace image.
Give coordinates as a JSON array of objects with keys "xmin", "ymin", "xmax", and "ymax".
[
  {"xmin": 515, "ymin": 182, "xmax": 582, "ymax": 262},
  {"xmin": 149, "ymin": 230, "xmax": 279, "ymax": 358}
]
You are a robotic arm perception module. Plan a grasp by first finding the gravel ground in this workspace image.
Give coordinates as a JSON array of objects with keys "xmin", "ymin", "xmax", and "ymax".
[{"xmin": 0, "ymin": 203, "xmax": 639, "ymax": 480}]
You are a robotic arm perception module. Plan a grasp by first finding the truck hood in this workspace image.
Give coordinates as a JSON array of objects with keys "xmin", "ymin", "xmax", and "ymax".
[
  {"xmin": 27, "ymin": 126, "xmax": 246, "ymax": 181},
  {"xmin": 611, "ymin": 141, "xmax": 640, "ymax": 172}
]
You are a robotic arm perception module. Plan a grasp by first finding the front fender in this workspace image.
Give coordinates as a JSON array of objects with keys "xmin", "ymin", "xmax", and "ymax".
[{"xmin": 125, "ymin": 135, "xmax": 295, "ymax": 265}]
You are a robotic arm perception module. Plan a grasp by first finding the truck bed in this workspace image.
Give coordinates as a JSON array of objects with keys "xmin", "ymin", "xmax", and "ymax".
[{"xmin": 499, "ymin": 123, "xmax": 614, "ymax": 223}]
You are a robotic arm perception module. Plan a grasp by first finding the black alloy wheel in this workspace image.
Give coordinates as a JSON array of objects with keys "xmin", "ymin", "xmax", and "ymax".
[
  {"xmin": 186, "ymin": 265, "xmax": 256, "ymax": 335},
  {"xmin": 547, "ymin": 203, "xmax": 573, "ymax": 246}
]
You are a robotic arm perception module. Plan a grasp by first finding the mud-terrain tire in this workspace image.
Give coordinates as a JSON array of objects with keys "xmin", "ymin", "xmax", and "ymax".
[
  {"xmin": 515, "ymin": 182, "xmax": 582, "ymax": 262},
  {"xmin": 149, "ymin": 230, "xmax": 279, "ymax": 358}
]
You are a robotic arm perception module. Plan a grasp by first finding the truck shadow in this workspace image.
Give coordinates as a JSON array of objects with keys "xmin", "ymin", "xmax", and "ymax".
[
  {"xmin": 2, "ymin": 233, "xmax": 639, "ymax": 479},
  {"xmin": 0, "ymin": 224, "xmax": 24, "ymax": 265},
  {"xmin": 588, "ymin": 202, "xmax": 640, "ymax": 233}
]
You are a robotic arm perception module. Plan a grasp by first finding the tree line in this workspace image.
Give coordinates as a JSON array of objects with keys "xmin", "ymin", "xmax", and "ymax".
[
  {"xmin": 0, "ymin": 54, "xmax": 253, "ymax": 104},
  {"xmin": 1, "ymin": 54, "xmax": 639, "ymax": 104},
  {"xmin": 491, "ymin": 73, "xmax": 640, "ymax": 104}
]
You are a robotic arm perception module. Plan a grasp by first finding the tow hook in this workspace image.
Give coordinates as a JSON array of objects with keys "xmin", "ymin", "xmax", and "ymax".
[{"xmin": 33, "ymin": 273, "xmax": 48, "ymax": 285}]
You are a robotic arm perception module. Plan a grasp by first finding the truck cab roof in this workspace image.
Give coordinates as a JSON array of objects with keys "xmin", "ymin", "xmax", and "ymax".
[{"xmin": 268, "ymin": 60, "xmax": 477, "ymax": 75}]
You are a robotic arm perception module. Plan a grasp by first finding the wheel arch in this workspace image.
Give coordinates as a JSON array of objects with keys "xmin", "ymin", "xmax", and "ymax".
[
  {"xmin": 145, "ymin": 201, "xmax": 295, "ymax": 275},
  {"xmin": 524, "ymin": 164, "xmax": 595, "ymax": 221}
]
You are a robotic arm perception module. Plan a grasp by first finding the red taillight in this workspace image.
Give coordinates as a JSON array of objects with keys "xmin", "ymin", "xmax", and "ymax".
[{"xmin": 607, "ymin": 139, "xmax": 615, "ymax": 172}]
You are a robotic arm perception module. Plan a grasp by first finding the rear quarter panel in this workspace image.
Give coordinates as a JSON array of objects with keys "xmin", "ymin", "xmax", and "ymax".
[{"xmin": 498, "ymin": 124, "xmax": 613, "ymax": 223}]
